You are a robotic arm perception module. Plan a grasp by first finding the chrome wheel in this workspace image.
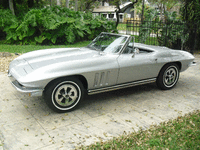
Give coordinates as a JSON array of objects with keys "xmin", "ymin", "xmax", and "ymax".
[
  {"xmin": 44, "ymin": 77, "xmax": 85, "ymax": 113},
  {"xmin": 163, "ymin": 66, "xmax": 178, "ymax": 88},
  {"xmin": 54, "ymin": 83, "xmax": 79, "ymax": 107},
  {"xmin": 52, "ymin": 81, "xmax": 81, "ymax": 110},
  {"xmin": 157, "ymin": 63, "xmax": 179, "ymax": 90}
]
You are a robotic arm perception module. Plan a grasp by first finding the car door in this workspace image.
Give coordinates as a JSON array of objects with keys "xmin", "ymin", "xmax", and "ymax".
[
  {"xmin": 84, "ymin": 53, "xmax": 120, "ymax": 90},
  {"xmin": 117, "ymin": 51, "xmax": 159, "ymax": 84}
]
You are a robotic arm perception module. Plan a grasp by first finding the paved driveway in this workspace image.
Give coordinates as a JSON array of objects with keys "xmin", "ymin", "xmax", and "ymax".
[{"xmin": 0, "ymin": 55, "xmax": 200, "ymax": 150}]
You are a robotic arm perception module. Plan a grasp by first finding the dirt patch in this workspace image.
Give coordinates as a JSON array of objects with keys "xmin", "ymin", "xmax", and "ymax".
[{"xmin": 0, "ymin": 52, "xmax": 20, "ymax": 73}]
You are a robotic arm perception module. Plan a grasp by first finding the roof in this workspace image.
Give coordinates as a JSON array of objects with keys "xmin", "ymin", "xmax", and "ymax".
[
  {"xmin": 93, "ymin": 6, "xmax": 116, "ymax": 13},
  {"xmin": 93, "ymin": 2, "xmax": 133, "ymax": 13}
]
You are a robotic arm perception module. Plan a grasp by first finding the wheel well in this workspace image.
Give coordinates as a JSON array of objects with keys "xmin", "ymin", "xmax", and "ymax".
[
  {"xmin": 162, "ymin": 61, "xmax": 182, "ymax": 70},
  {"xmin": 174, "ymin": 61, "xmax": 182, "ymax": 70},
  {"xmin": 157, "ymin": 61, "xmax": 182, "ymax": 78},
  {"xmin": 74, "ymin": 75, "xmax": 88, "ymax": 90},
  {"xmin": 44, "ymin": 75, "xmax": 88, "ymax": 91}
]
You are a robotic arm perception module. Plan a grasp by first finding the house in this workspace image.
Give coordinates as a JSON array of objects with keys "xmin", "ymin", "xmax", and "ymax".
[{"xmin": 92, "ymin": 1, "xmax": 135, "ymax": 22}]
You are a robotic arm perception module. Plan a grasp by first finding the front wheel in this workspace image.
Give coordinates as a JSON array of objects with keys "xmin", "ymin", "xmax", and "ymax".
[
  {"xmin": 44, "ymin": 77, "xmax": 85, "ymax": 113},
  {"xmin": 156, "ymin": 63, "xmax": 180, "ymax": 90}
]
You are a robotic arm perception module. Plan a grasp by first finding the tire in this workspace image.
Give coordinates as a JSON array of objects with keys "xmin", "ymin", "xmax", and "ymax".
[
  {"xmin": 44, "ymin": 77, "xmax": 85, "ymax": 113},
  {"xmin": 156, "ymin": 63, "xmax": 180, "ymax": 90}
]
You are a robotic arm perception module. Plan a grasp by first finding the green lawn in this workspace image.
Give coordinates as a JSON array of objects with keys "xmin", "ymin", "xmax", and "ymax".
[
  {"xmin": 117, "ymin": 23, "xmax": 127, "ymax": 31},
  {"xmin": 0, "ymin": 36, "xmax": 160, "ymax": 54},
  {"xmin": 117, "ymin": 23, "xmax": 140, "ymax": 32},
  {"xmin": 81, "ymin": 110, "xmax": 200, "ymax": 150},
  {"xmin": 0, "ymin": 41, "xmax": 90, "ymax": 54}
]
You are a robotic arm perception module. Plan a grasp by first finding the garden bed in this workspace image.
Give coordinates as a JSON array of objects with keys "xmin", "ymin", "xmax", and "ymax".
[{"xmin": 0, "ymin": 52, "xmax": 19, "ymax": 73}]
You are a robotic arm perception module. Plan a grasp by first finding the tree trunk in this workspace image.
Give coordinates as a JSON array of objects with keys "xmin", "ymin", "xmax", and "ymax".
[
  {"xmin": 161, "ymin": 4, "xmax": 164, "ymax": 22},
  {"xmin": 57, "ymin": 0, "xmax": 61, "ymax": 6},
  {"xmin": 9, "ymin": 0, "xmax": 15, "ymax": 15},
  {"xmin": 66, "ymin": 0, "xmax": 69, "ymax": 8},
  {"xmin": 75, "ymin": 0, "xmax": 78, "ymax": 11},
  {"xmin": 116, "ymin": 11, "xmax": 119, "ymax": 27},
  {"xmin": 141, "ymin": 0, "xmax": 144, "ymax": 23},
  {"xmin": 115, "ymin": 2, "xmax": 121, "ymax": 28},
  {"xmin": 50, "ymin": 0, "xmax": 54, "ymax": 6}
]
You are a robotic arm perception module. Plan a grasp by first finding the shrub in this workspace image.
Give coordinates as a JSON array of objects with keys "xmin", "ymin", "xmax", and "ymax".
[
  {"xmin": 2, "ymin": 6, "xmax": 117, "ymax": 45},
  {"xmin": 0, "ymin": 9, "xmax": 18, "ymax": 40}
]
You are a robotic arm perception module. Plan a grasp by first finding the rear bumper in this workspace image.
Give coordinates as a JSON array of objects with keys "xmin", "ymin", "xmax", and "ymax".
[{"xmin": 8, "ymin": 74, "xmax": 43, "ymax": 97}]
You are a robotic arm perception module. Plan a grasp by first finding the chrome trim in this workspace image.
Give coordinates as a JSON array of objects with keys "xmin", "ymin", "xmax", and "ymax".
[
  {"xmin": 191, "ymin": 61, "xmax": 196, "ymax": 66},
  {"xmin": 8, "ymin": 74, "xmax": 15, "ymax": 82},
  {"xmin": 88, "ymin": 78, "xmax": 156, "ymax": 95},
  {"xmin": 119, "ymin": 36, "xmax": 133, "ymax": 54},
  {"xmin": 188, "ymin": 61, "xmax": 196, "ymax": 67},
  {"xmin": 10, "ymin": 80, "xmax": 43, "ymax": 96}
]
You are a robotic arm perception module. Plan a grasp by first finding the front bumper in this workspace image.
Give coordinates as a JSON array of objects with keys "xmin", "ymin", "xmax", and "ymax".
[{"xmin": 8, "ymin": 74, "xmax": 43, "ymax": 97}]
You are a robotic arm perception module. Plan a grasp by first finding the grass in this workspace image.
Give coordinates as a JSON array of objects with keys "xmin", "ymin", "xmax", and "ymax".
[
  {"xmin": 0, "ymin": 36, "xmax": 160, "ymax": 54},
  {"xmin": 0, "ymin": 41, "xmax": 90, "ymax": 53},
  {"xmin": 80, "ymin": 110, "xmax": 200, "ymax": 150},
  {"xmin": 117, "ymin": 23, "xmax": 140, "ymax": 32},
  {"xmin": 117, "ymin": 23, "xmax": 127, "ymax": 31}
]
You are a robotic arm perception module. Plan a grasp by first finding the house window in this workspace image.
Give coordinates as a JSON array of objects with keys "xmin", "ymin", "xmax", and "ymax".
[
  {"xmin": 102, "ymin": 14, "xmax": 107, "ymax": 18},
  {"xmin": 109, "ymin": 14, "xmax": 114, "ymax": 18}
]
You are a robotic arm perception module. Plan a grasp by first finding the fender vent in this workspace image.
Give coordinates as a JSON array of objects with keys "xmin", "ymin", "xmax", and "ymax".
[{"xmin": 93, "ymin": 71, "xmax": 110, "ymax": 87}]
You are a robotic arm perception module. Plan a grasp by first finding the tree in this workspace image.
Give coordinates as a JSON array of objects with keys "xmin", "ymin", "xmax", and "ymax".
[
  {"xmin": 109, "ymin": 0, "xmax": 138, "ymax": 27},
  {"xmin": 141, "ymin": 0, "xmax": 144, "ymax": 23},
  {"xmin": 57, "ymin": 0, "xmax": 61, "ymax": 6},
  {"xmin": 2, "ymin": 0, "xmax": 44, "ymax": 17},
  {"xmin": 148, "ymin": 0, "xmax": 181, "ymax": 22},
  {"xmin": 182, "ymin": 0, "xmax": 200, "ymax": 53},
  {"xmin": 66, "ymin": 0, "xmax": 69, "ymax": 8},
  {"xmin": 75, "ymin": 0, "xmax": 78, "ymax": 11},
  {"xmin": 80, "ymin": 0, "xmax": 98, "ymax": 11},
  {"xmin": 50, "ymin": 0, "xmax": 54, "ymax": 6},
  {"xmin": 9, "ymin": 0, "xmax": 15, "ymax": 15}
]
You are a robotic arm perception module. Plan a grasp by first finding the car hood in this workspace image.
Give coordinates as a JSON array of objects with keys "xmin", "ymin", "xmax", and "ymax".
[
  {"xmin": 9, "ymin": 47, "xmax": 118, "ymax": 88},
  {"xmin": 18, "ymin": 47, "xmax": 98, "ymax": 71}
]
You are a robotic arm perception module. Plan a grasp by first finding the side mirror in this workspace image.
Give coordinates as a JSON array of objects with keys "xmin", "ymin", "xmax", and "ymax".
[
  {"xmin": 132, "ymin": 48, "xmax": 139, "ymax": 58},
  {"xmin": 134, "ymin": 48, "xmax": 139, "ymax": 53}
]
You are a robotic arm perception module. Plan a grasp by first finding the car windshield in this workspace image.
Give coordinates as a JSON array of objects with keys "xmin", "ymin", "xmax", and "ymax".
[{"xmin": 87, "ymin": 33, "xmax": 128, "ymax": 53}]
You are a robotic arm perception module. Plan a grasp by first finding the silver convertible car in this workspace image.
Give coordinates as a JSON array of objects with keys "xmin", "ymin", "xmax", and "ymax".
[{"xmin": 8, "ymin": 32, "xmax": 195, "ymax": 112}]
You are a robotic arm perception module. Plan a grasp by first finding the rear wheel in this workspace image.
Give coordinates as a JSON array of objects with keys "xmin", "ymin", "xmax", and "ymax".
[
  {"xmin": 44, "ymin": 77, "xmax": 85, "ymax": 113},
  {"xmin": 156, "ymin": 63, "xmax": 179, "ymax": 90}
]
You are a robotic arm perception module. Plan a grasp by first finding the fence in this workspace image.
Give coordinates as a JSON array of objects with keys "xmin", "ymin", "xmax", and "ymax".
[{"xmin": 126, "ymin": 20, "xmax": 197, "ymax": 53}]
